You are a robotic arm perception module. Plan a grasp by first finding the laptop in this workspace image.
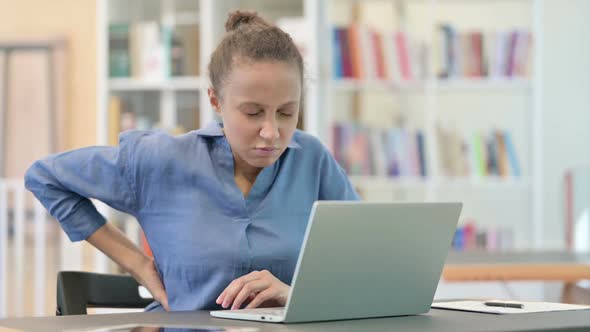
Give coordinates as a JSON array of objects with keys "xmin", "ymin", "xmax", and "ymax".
[{"xmin": 210, "ymin": 201, "xmax": 462, "ymax": 323}]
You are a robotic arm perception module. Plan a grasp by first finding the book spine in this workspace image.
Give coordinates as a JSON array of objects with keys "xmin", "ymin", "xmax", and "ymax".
[
  {"xmin": 348, "ymin": 24, "xmax": 364, "ymax": 79},
  {"xmin": 417, "ymin": 131, "xmax": 427, "ymax": 177},
  {"xmin": 504, "ymin": 131, "xmax": 521, "ymax": 177},
  {"xmin": 332, "ymin": 27, "xmax": 344, "ymax": 79},
  {"xmin": 340, "ymin": 29, "xmax": 353, "ymax": 78},
  {"xmin": 395, "ymin": 32, "xmax": 412, "ymax": 80}
]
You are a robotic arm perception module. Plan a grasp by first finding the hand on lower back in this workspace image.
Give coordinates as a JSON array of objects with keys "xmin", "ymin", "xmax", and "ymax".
[
  {"xmin": 133, "ymin": 257, "xmax": 170, "ymax": 311},
  {"xmin": 86, "ymin": 224, "xmax": 170, "ymax": 311}
]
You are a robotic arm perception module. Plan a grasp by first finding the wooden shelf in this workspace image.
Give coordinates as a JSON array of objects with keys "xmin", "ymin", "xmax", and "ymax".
[
  {"xmin": 435, "ymin": 78, "xmax": 532, "ymax": 91},
  {"xmin": 349, "ymin": 176, "xmax": 530, "ymax": 188},
  {"xmin": 330, "ymin": 79, "xmax": 426, "ymax": 92},
  {"xmin": 109, "ymin": 77, "xmax": 205, "ymax": 91},
  {"xmin": 330, "ymin": 78, "xmax": 531, "ymax": 92},
  {"xmin": 434, "ymin": 176, "xmax": 531, "ymax": 188},
  {"xmin": 349, "ymin": 176, "xmax": 429, "ymax": 188}
]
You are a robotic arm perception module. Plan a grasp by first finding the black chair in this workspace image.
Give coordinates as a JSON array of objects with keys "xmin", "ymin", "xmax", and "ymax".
[{"xmin": 56, "ymin": 271, "xmax": 153, "ymax": 315}]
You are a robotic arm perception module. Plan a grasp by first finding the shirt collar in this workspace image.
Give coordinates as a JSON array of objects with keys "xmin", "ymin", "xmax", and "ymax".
[{"xmin": 196, "ymin": 122, "xmax": 301, "ymax": 149}]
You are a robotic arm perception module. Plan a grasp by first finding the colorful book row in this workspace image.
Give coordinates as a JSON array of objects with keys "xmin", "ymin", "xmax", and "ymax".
[
  {"xmin": 331, "ymin": 123, "xmax": 427, "ymax": 177},
  {"xmin": 331, "ymin": 24, "xmax": 428, "ymax": 82},
  {"xmin": 108, "ymin": 95, "xmax": 190, "ymax": 146},
  {"xmin": 437, "ymin": 126, "xmax": 521, "ymax": 178},
  {"xmin": 452, "ymin": 221, "xmax": 515, "ymax": 252},
  {"xmin": 437, "ymin": 25, "xmax": 532, "ymax": 79},
  {"xmin": 109, "ymin": 22, "xmax": 200, "ymax": 79}
]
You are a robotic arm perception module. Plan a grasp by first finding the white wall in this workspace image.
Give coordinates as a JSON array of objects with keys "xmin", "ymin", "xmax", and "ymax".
[{"xmin": 541, "ymin": 0, "xmax": 590, "ymax": 249}]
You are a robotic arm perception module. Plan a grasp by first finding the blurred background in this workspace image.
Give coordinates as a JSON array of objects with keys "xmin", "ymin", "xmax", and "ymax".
[{"xmin": 0, "ymin": 0, "xmax": 589, "ymax": 318}]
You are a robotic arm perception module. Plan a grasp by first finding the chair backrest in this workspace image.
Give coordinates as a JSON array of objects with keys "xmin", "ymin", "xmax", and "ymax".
[{"xmin": 56, "ymin": 271, "xmax": 153, "ymax": 315}]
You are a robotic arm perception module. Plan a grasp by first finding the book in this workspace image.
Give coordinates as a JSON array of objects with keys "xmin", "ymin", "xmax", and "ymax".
[
  {"xmin": 506, "ymin": 30, "xmax": 519, "ymax": 76},
  {"xmin": 495, "ymin": 130, "xmax": 510, "ymax": 177},
  {"xmin": 437, "ymin": 24, "xmax": 454, "ymax": 78},
  {"xmin": 472, "ymin": 133, "xmax": 487, "ymax": 177},
  {"xmin": 173, "ymin": 24, "xmax": 200, "ymax": 76},
  {"xmin": 436, "ymin": 125, "xmax": 469, "ymax": 176},
  {"xmin": 463, "ymin": 222, "xmax": 476, "ymax": 250},
  {"xmin": 468, "ymin": 32, "xmax": 484, "ymax": 77},
  {"xmin": 503, "ymin": 131, "xmax": 521, "ymax": 177},
  {"xmin": 129, "ymin": 21, "xmax": 167, "ymax": 79},
  {"xmin": 347, "ymin": 24, "xmax": 364, "ymax": 79},
  {"xmin": 416, "ymin": 131, "xmax": 427, "ymax": 177},
  {"xmin": 108, "ymin": 23, "xmax": 130, "ymax": 77},
  {"xmin": 371, "ymin": 30, "xmax": 386, "ymax": 80},
  {"xmin": 394, "ymin": 31, "xmax": 412, "ymax": 81},
  {"xmin": 513, "ymin": 30, "xmax": 533, "ymax": 77},
  {"xmin": 339, "ymin": 28, "xmax": 353, "ymax": 78},
  {"xmin": 486, "ymin": 135, "xmax": 498, "ymax": 176},
  {"xmin": 433, "ymin": 300, "xmax": 590, "ymax": 315},
  {"xmin": 452, "ymin": 227, "xmax": 465, "ymax": 250},
  {"xmin": 332, "ymin": 27, "xmax": 344, "ymax": 79},
  {"xmin": 358, "ymin": 25, "xmax": 375, "ymax": 80}
]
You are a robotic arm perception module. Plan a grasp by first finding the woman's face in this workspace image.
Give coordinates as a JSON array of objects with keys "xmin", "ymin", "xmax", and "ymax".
[{"xmin": 209, "ymin": 59, "xmax": 301, "ymax": 172}]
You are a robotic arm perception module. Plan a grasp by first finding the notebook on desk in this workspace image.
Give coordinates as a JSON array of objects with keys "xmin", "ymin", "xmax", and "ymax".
[
  {"xmin": 64, "ymin": 324, "xmax": 259, "ymax": 332},
  {"xmin": 432, "ymin": 300, "xmax": 590, "ymax": 314},
  {"xmin": 210, "ymin": 201, "xmax": 462, "ymax": 323}
]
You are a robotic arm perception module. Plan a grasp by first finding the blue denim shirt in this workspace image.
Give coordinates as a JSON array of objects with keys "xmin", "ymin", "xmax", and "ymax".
[{"xmin": 25, "ymin": 122, "xmax": 359, "ymax": 311}]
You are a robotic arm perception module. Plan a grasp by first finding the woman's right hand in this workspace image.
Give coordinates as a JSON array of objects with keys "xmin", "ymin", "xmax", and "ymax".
[
  {"xmin": 132, "ymin": 257, "xmax": 170, "ymax": 311},
  {"xmin": 86, "ymin": 224, "xmax": 170, "ymax": 311}
]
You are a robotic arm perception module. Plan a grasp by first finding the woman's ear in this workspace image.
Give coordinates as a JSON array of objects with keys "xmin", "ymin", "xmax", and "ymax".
[{"xmin": 208, "ymin": 88, "xmax": 221, "ymax": 115}]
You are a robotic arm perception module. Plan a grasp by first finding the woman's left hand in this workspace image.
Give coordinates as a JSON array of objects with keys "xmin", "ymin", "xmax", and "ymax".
[{"xmin": 216, "ymin": 270, "xmax": 290, "ymax": 310}]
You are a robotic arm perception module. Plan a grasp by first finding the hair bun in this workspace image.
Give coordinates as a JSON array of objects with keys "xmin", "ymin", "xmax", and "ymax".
[{"xmin": 225, "ymin": 10, "xmax": 266, "ymax": 32}]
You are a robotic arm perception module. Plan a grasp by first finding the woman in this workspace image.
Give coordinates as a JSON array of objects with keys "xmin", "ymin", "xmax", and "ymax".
[{"xmin": 25, "ymin": 11, "xmax": 358, "ymax": 312}]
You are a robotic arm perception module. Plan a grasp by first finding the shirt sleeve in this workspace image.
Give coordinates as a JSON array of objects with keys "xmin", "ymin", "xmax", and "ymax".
[
  {"xmin": 318, "ymin": 148, "xmax": 360, "ymax": 201},
  {"xmin": 24, "ymin": 133, "xmax": 139, "ymax": 242}
]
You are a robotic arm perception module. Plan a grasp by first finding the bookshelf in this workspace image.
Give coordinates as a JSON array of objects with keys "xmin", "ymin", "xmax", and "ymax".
[
  {"xmin": 102, "ymin": 0, "xmax": 211, "ymax": 139},
  {"xmin": 98, "ymin": 0, "xmax": 309, "ymax": 139},
  {"xmin": 96, "ymin": 0, "xmax": 544, "ymax": 259},
  {"xmin": 308, "ymin": 0, "xmax": 543, "ymax": 251}
]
